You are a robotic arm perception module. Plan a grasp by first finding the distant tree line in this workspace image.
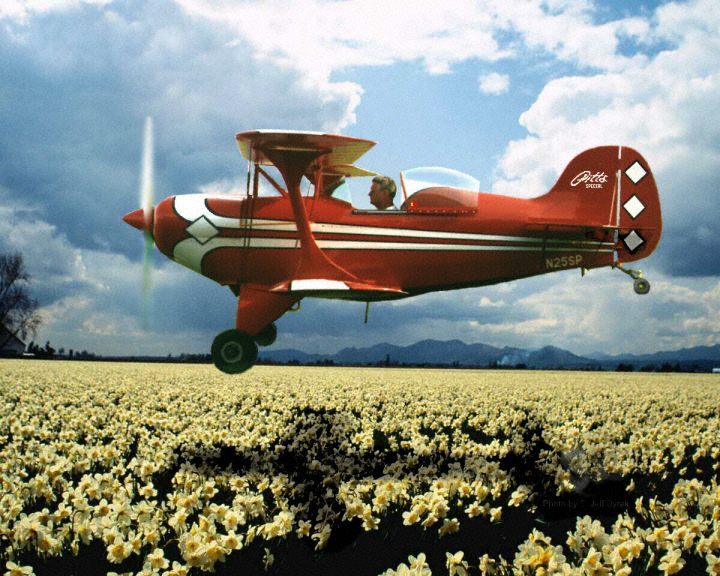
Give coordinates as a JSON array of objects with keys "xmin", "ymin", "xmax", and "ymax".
[
  {"xmin": 24, "ymin": 341, "xmax": 97, "ymax": 360},
  {"xmin": 619, "ymin": 362, "xmax": 687, "ymax": 373}
]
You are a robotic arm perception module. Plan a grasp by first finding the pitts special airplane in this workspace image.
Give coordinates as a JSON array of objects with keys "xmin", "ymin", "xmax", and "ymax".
[{"xmin": 123, "ymin": 125, "xmax": 661, "ymax": 374}]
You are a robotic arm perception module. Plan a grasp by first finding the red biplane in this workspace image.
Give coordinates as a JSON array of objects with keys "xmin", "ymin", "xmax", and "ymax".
[{"xmin": 124, "ymin": 127, "xmax": 661, "ymax": 373}]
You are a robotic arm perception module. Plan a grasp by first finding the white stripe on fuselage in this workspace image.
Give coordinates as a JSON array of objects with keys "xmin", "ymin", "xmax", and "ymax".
[
  {"xmin": 172, "ymin": 194, "xmax": 612, "ymax": 252},
  {"xmin": 173, "ymin": 235, "xmax": 613, "ymax": 274}
]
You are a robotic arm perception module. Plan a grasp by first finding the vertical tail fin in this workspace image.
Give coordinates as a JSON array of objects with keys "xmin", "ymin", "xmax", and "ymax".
[{"xmin": 533, "ymin": 146, "xmax": 662, "ymax": 263}]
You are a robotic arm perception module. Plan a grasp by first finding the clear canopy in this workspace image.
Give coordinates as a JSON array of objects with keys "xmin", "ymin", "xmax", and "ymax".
[{"xmin": 400, "ymin": 166, "xmax": 480, "ymax": 201}]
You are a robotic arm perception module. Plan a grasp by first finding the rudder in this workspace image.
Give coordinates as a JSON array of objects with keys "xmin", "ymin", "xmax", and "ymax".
[{"xmin": 615, "ymin": 147, "xmax": 662, "ymax": 263}]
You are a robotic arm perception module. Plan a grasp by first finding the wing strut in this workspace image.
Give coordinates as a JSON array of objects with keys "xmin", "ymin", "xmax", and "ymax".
[{"xmin": 261, "ymin": 146, "xmax": 359, "ymax": 283}]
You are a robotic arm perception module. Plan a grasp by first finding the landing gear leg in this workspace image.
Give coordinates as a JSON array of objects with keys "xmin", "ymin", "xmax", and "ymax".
[
  {"xmin": 615, "ymin": 263, "xmax": 651, "ymax": 295},
  {"xmin": 211, "ymin": 285, "xmax": 297, "ymax": 374},
  {"xmin": 211, "ymin": 330, "xmax": 258, "ymax": 374}
]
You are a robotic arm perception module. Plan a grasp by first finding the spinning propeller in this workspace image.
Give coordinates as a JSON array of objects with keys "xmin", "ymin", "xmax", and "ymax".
[{"xmin": 122, "ymin": 116, "xmax": 155, "ymax": 325}]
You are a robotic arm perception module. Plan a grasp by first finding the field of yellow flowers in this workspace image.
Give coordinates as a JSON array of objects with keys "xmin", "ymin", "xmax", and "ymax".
[{"xmin": 1, "ymin": 359, "xmax": 719, "ymax": 576}]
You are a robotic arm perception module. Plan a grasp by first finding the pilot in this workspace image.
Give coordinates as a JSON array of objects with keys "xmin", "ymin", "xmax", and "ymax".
[{"xmin": 369, "ymin": 175, "xmax": 397, "ymax": 210}]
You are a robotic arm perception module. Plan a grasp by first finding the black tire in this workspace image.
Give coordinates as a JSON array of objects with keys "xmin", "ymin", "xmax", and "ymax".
[
  {"xmin": 211, "ymin": 330, "xmax": 258, "ymax": 374},
  {"xmin": 254, "ymin": 323, "xmax": 277, "ymax": 347},
  {"xmin": 633, "ymin": 278, "xmax": 651, "ymax": 295}
]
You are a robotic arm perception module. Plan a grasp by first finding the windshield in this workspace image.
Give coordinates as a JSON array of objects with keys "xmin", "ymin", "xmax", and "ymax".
[
  {"xmin": 325, "ymin": 178, "xmax": 353, "ymax": 204},
  {"xmin": 401, "ymin": 166, "xmax": 480, "ymax": 200}
]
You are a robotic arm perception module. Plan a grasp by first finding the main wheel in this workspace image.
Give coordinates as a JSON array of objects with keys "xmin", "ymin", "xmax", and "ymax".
[
  {"xmin": 211, "ymin": 330, "xmax": 258, "ymax": 374},
  {"xmin": 633, "ymin": 278, "xmax": 651, "ymax": 295},
  {"xmin": 254, "ymin": 323, "xmax": 277, "ymax": 347}
]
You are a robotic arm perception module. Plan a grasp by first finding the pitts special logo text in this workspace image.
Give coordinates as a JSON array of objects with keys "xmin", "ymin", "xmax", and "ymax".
[{"xmin": 570, "ymin": 171, "xmax": 609, "ymax": 189}]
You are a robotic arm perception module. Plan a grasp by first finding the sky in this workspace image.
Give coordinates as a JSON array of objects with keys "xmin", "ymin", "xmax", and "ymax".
[{"xmin": 1, "ymin": 0, "xmax": 719, "ymax": 358}]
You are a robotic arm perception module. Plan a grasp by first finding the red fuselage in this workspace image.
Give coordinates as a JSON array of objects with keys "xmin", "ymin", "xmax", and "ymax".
[{"xmin": 149, "ymin": 190, "xmax": 616, "ymax": 298}]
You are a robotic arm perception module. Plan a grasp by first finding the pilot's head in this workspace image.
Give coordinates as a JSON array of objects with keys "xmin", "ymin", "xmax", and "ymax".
[{"xmin": 369, "ymin": 175, "xmax": 397, "ymax": 210}]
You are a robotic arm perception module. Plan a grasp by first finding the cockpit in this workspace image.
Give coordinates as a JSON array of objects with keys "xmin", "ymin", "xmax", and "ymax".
[
  {"xmin": 329, "ymin": 166, "xmax": 481, "ymax": 213},
  {"xmin": 251, "ymin": 164, "xmax": 481, "ymax": 213}
]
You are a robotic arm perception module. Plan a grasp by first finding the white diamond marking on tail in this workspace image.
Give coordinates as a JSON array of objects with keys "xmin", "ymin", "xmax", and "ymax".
[
  {"xmin": 623, "ymin": 195, "xmax": 646, "ymax": 219},
  {"xmin": 186, "ymin": 216, "xmax": 219, "ymax": 245},
  {"xmin": 625, "ymin": 161, "xmax": 647, "ymax": 184},
  {"xmin": 623, "ymin": 230, "xmax": 645, "ymax": 252}
]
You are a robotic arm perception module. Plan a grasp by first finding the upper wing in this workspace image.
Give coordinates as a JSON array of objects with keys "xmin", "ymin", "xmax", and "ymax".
[{"xmin": 235, "ymin": 130, "xmax": 376, "ymax": 174}]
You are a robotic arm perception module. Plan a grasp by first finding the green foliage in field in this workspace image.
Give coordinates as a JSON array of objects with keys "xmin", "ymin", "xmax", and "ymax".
[{"xmin": 1, "ymin": 361, "xmax": 719, "ymax": 575}]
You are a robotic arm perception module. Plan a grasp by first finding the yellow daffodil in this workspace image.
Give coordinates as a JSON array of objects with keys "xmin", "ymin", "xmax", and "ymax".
[
  {"xmin": 446, "ymin": 551, "xmax": 468, "ymax": 576},
  {"xmin": 4, "ymin": 562, "xmax": 35, "ymax": 576},
  {"xmin": 658, "ymin": 548, "xmax": 685, "ymax": 575}
]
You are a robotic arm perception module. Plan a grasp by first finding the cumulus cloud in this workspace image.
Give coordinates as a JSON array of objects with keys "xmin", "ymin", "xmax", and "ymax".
[
  {"xmin": 478, "ymin": 72, "xmax": 510, "ymax": 95},
  {"xmin": 172, "ymin": 0, "xmax": 662, "ymax": 80},
  {"xmin": 4, "ymin": 0, "xmax": 657, "ymax": 80},
  {"xmin": 492, "ymin": 1, "xmax": 651, "ymax": 72},
  {"xmin": 174, "ymin": 0, "xmax": 505, "ymax": 78}
]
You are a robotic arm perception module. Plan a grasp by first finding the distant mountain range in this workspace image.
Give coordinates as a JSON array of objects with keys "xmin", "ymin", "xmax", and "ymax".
[{"xmin": 259, "ymin": 339, "xmax": 720, "ymax": 371}]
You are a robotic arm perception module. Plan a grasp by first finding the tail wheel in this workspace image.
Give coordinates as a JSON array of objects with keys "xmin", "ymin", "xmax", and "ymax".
[
  {"xmin": 633, "ymin": 278, "xmax": 651, "ymax": 295},
  {"xmin": 617, "ymin": 264, "xmax": 651, "ymax": 296},
  {"xmin": 254, "ymin": 323, "xmax": 277, "ymax": 347},
  {"xmin": 211, "ymin": 330, "xmax": 258, "ymax": 374}
]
